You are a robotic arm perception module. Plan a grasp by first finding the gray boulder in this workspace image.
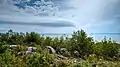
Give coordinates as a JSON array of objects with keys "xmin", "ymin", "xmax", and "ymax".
[
  {"xmin": 9, "ymin": 45, "xmax": 18, "ymax": 50},
  {"xmin": 17, "ymin": 51, "xmax": 25, "ymax": 55},
  {"xmin": 17, "ymin": 51, "xmax": 36, "ymax": 55},
  {"xmin": 57, "ymin": 55, "xmax": 68, "ymax": 60},
  {"xmin": 9, "ymin": 45, "xmax": 17, "ymax": 48},
  {"xmin": 27, "ymin": 47, "xmax": 37, "ymax": 52},
  {"xmin": 60, "ymin": 48, "xmax": 71, "ymax": 57},
  {"xmin": 25, "ymin": 51, "xmax": 34, "ymax": 54},
  {"xmin": 44, "ymin": 46, "xmax": 56, "ymax": 54},
  {"xmin": 73, "ymin": 51, "xmax": 80, "ymax": 57},
  {"xmin": 60, "ymin": 48, "xmax": 67, "ymax": 54}
]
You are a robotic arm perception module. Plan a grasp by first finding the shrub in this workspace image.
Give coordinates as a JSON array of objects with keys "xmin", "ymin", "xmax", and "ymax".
[
  {"xmin": 27, "ymin": 51, "xmax": 55, "ymax": 67},
  {"xmin": 67, "ymin": 30, "xmax": 94, "ymax": 56},
  {"xmin": 0, "ymin": 51, "xmax": 15, "ymax": 67},
  {"xmin": 92, "ymin": 38, "xmax": 119, "ymax": 58}
]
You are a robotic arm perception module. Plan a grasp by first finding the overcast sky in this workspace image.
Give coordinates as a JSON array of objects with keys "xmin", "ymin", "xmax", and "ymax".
[{"xmin": 0, "ymin": 0, "xmax": 120, "ymax": 42}]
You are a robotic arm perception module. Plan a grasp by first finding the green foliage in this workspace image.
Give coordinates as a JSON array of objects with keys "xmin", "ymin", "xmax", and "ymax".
[
  {"xmin": 0, "ymin": 44, "xmax": 9, "ymax": 54},
  {"xmin": 53, "ymin": 60, "xmax": 70, "ymax": 67},
  {"xmin": 27, "ymin": 52, "xmax": 55, "ymax": 67},
  {"xmin": 0, "ymin": 30, "xmax": 120, "ymax": 67},
  {"xmin": 57, "ymin": 61, "xmax": 70, "ymax": 67},
  {"xmin": 92, "ymin": 37, "xmax": 119, "ymax": 58},
  {"xmin": 0, "ymin": 51, "xmax": 55, "ymax": 67},
  {"xmin": 67, "ymin": 30, "xmax": 94, "ymax": 56},
  {"xmin": 0, "ymin": 51, "xmax": 16, "ymax": 67},
  {"xmin": 25, "ymin": 32, "xmax": 41, "ymax": 45}
]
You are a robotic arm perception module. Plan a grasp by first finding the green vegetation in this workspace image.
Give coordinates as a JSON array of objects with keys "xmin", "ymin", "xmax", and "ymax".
[{"xmin": 0, "ymin": 29, "xmax": 120, "ymax": 67}]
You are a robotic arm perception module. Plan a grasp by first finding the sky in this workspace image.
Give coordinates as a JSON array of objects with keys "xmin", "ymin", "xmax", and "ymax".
[{"xmin": 0, "ymin": 0, "xmax": 120, "ymax": 42}]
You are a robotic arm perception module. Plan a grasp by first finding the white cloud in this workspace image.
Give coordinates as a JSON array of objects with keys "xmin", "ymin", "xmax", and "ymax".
[{"xmin": 0, "ymin": 0, "xmax": 120, "ymax": 41}]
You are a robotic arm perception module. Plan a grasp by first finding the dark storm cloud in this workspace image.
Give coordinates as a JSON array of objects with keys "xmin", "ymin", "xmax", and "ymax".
[{"xmin": 0, "ymin": 20, "xmax": 75, "ymax": 27}]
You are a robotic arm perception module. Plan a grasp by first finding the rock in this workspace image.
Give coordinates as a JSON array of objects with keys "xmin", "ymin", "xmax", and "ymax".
[
  {"xmin": 57, "ymin": 55, "xmax": 68, "ymax": 60},
  {"xmin": 9, "ymin": 45, "xmax": 17, "ymax": 48},
  {"xmin": 17, "ymin": 51, "xmax": 36, "ymax": 55},
  {"xmin": 25, "ymin": 51, "xmax": 33, "ymax": 54},
  {"xmin": 59, "ymin": 48, "xmax": 71, "ymax": 57},
  {"xmin": 44, "ymin": 46, "xmax": 56, "ymax": 54},
  {"xmin": 17, "ymin": 51, "xmax": 25, "ymax": 55},
  {"xmin": 73, "ymin": 51, "xmax": 80, "ymax": 57},
  {"xmin": 27, "ymin": 47, "xmax": 37, "ymax": 52},
  {"xmin": 9, "ymin": 45, "xmax": 18, "ymax": 50},
  {"xmin": 60, "ymin": 48, "xmax": 67, "ymax": 54}
]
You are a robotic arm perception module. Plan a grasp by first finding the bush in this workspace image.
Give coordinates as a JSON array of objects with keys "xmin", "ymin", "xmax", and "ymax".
[
  {"xmin": 67, "ymin": 30, "xmax": 94, "ymax": 56},
  {"xmin": 92, "ymin": 38, "xmax": 119, "ymax": 58},
  {"xmin": 24, "ymin": 32, "xmax": 41, "ymax": 45},
  {"xmin": 0, "ymin": 44, "xmax": 9, "ymax": 54},
  {"xmin": 0, "ymin": 51, "xmax": 15, "ymax": 67},
  {"xmin": 53, "ymin": 60, "xmax": 70, "ymax": 67},
  {"xmin": 27, "ymin": 51, "xmax": 55, "ymax": 67}
]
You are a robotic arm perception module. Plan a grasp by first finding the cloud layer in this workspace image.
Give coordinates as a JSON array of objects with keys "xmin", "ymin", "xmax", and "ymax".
[
  {"xmin": 0, "ymin": 20, "xmax": 75, "ymax": 27},
  {"xmin": 0, "ymin": 0, "xmax": 120, "ymax": 42}
]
